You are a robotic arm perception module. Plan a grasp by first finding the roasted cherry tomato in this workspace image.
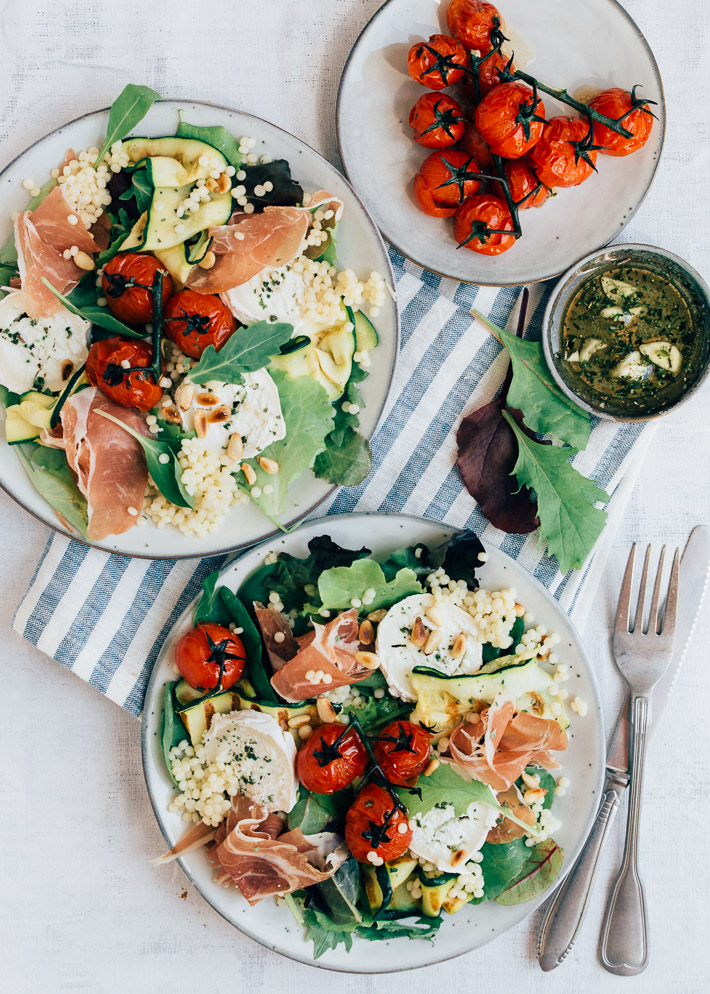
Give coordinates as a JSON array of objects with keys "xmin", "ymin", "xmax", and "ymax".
[
  {"xmin": 453, "ymin": 193, "xmax": 516, "ymax": 255},
  {"xmin": 503, "ymin": 159, "xmax": 549, "ymax": 209},
  {"xmin": 175, "ymin": 622, "xmax": 246, "ymax": 692},
  {"xmin": 101, "ymin": 252, "xmax": 173, "ymax": 326},
  {"xmin": 164, "ymin": 288, "xmax": 237, "ymax": 359},
  {"xmin": 461, "ymin": 48, "xmax": 515, "ymax": 102},
  {"xmin": 447, "ymin": 0, "xmax": 501, "ymax": 53},
  {"xmin": 345, "ymin": 785, "xmax": 413, "ymax": 863},
  {"xmin": 590, "ymin": 87, "xmax": 655, "ymax": 157},
  {"xmin": 296, "ymin": 723, "xmax": 368, "ymax": 795},
  {"xmin": 474, "ymin": 82, "xmax": 546, "ymax": 159},
  {"xmin": 86, "ymin": 336, "xmax": 163, "ymax": 412},
  {"xmin": 409, "ymin": 92, "xmax": 465, "ymax": 149},
  {"xmin": 528, "ymin": 116, "xmax": 598, "ymax": 188},
  {"xmin": 458, "ymin": 123, "xmax": 495, "ymax": 170},
  {"xmin": 408, "ymin": 33, "xmax": 468, "ymax": 90},
  {"xmin": 413, "ymin": 149, "xmax": 481, "ymax": 218},
  {"xmin": 373, "ymin": 721, "xmax": 431, "ymax": 787}
]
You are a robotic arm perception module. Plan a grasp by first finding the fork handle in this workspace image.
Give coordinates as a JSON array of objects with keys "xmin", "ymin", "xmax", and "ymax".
[{"xmin": 600, "ymin": 694, "xmax": 650, "ymax": 976}]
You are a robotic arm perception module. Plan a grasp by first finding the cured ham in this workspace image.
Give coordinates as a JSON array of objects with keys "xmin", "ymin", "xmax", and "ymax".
[
  {"xmin": 209, "ymin": 795, "xmax": 346, "ymax": 904},
  {"xmin": 253, "ymin": 602, "xmax": 300, "ymax": 671},
  {"xmin": 449, "ymin": 693, "xmax": 568, "ymax": 792},
  {"xmin": 15, "ymin": 185, "xmax": 100, "ymax": 317},
  {"xmin": 270, "ymin": 608, "xmax": 373, "ymax": 702},
  {"xmin": 61, "ymin": 387, "xmax": 148, "ymax": 541},
  {"xmin": 485, "ymin": 783, "xmax": 536, "ymax": 844},
  {"xmin": 151, "ymin": 821, "xmax": 216, "ymax": 865}
]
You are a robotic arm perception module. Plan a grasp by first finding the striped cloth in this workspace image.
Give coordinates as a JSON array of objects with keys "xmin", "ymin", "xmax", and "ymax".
[{"xmin": 13, "ymin": 247, "xmax": 654, "ymax": 717}]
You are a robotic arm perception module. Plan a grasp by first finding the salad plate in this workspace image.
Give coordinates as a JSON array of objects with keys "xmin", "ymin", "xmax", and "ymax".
[
  {"xmin": 0, "ymin": 98, "xmax": 397, "ymax": 558},
  {"xmin": 337, "ymin": 0, "xmax": 665, "ymax": 285},
  {"xmin": 141, "ymin": 512, "xmax": 605, "ymax": 972}
]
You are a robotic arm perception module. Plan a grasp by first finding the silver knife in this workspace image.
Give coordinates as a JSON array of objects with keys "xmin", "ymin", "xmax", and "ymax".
[{"xmin": 537, "ymin": 525, "xmax": 710, "ymax": 972}]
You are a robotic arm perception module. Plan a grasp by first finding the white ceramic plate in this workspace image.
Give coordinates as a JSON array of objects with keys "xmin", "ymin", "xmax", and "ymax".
[
  {"xmin": 141, "ymin": 512, "xmax": 605, "ymax": 972},
  {"xmin": 337, "ymin": 0, "xmax": 665, "ymax": 285},
  {"xmin": 0, "ymin": 101, "xmax": 398, "ymax": 558}
]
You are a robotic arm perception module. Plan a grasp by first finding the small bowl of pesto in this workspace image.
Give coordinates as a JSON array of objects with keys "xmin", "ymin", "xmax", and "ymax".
[{"xmin": 542, "ymin": 244, "xmax": 710, "ymax": 421}]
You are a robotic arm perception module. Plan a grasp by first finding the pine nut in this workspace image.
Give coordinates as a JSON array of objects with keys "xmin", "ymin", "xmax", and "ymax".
[
  {"xmin": 197, "ymin": 391, "xmax": 219, "ymax": 406},
  {"xmin": 451, "ymin": 849, "xmax": 468, "ymax": 867},
  {"xmin": 523, "ymin": 788, "xmax": 546, "ymax": 805},
  {"xmin": 423, "ymin": 630, "xmax": 443, "ymax": 655},
  {"xmin": 316, "ymin": 697, "xmax": 337, "ymax": 723},
  {"xmin": 354, "ymin": 650, "xmax": 380, "ymax": 670},
  {"xmin": 366, "ymin": 608, "xmax": 387, "ymax": 623},
  {"xmin": 423, "ymin": 758, "xmax": 440, "ymax": 777},
  {"xmin": 194, "ymin": 410, "xmax": 207, "ymax": 438},
  {"xmin": 538, "ymin": 647, "xmax": 550, "ymax": 660},
  {"xmin": 198, "ymin": 250, "xmax": 216, "ymax": 269},
  {"xmin": 514, "ymin": 602, "xmax": 525, "ymax": 617},
  {"xmin": 450, "ymin": 633, "xmax": 467, "ymax": 659},
  {"xmin": 176, "ymin": 382, "xmax": 195, "ymax": 411},
  {"xmin": 226, "ymin": 433, "xmax": 243, "ymax": 461},
  {"xmin": 241, "ymin": 462, "xmax": 257, "ymax": 486},
  {"xmin": 358, "ymin": 620, "xmax": 374, "ymax": 645},
  {"xmin": 258, "ymin": 456, "xmax": 279, "ymax": 475},
  {"xmin": 162, "ymin": 406, "xmax": 182, "ymax": 424},
  {"xmin": 425, "ymin": 606, "xmax": 445, "ymax": 627},
  {"xmin": 60, "ymin": 359, "xmax": 74, "ymax": 381},
  {"xmin": 74, "ymin": 250, "xmax": 95, "ymax": 271},
  {"xmin": 287, "ymin": 713, "xmax": 312, "ymax": 729},
  {"xmin": 207, "ymin": 406, "xmax": 231, "ymax": 423},
  {"xmin": 521, "ymin": 771, "xmax": 540, "ymax": 790},
  {"xmin": 410, "ymin": 616, "xmax": 427, "ymax": 648}
]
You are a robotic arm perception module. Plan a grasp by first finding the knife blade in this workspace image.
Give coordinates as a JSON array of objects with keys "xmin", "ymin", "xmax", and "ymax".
[{"xmin": 538, "ymin": 525, "xmax": 710, "ymax": 971}]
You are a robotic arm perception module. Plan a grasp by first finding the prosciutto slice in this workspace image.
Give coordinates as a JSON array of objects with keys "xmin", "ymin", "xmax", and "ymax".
[
  {"xmin": 449, "ymin": 693, "xmax": 568, "ymax": 792},
  {"xmin": 485, "ymin": 784, "xmax": 537, "ymax": 844},
  {"xmin": 209, "ymin": 795, "xmax": 346, "ymax": 904},
  {"xmin": 151, "ymin": 821, "xmax": 216, "ymax": 865},
  {"xmin": 253, "ymin": 602, "xmax": 300, "ymax": 672},
  {"xmin": 270, "ymin": 608, "xmax": 373, "ymax": 702},
  {"xmin": 61, "ymin": 387, "xmax": 148, "ymax": 541},
  {"xmin": 15, "ymin": 185, "xmax": 100, "ymax": 317}
]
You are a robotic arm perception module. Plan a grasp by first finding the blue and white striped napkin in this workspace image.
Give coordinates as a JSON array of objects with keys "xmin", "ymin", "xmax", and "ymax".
[{"xmin": 13, "ymin": 247, "xmax": 654, "ymax": 717}]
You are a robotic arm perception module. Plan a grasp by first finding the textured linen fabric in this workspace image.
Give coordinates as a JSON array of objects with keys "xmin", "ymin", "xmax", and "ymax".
[
  {"xmin": 13, "ymin": 252, "xmax": 652, "ymax": 715},
  {"xmin": 1, "ymin": 0, "xmax": 710, "ymax": 991}
]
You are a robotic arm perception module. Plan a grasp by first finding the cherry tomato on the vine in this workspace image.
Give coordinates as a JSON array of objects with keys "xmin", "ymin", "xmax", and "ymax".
[
  {"xmin": 164, "ymin": 288, "xmax": 237, "ymax": 359},
  {"xmin": 101, "ymin": 252, "xmax": 173, "ymax": 326},
  {"xmin": 589, "ymin": 87, "xmax": 655, "ymax": 157},
  {"xmin": 447, "ymin": 0, "xmax": 501, "ymax": 53},
  {"xmin": 175, "ymin": 622, "xmax": 246, "ymax": 692},
  {"xmin": 345, "ymin": 785, "xmax": 413, "ymax": 863},
  {"xmin": 296, "ymin": 723, "xmax": 368, "ymax": 794},
  {"xmin": 528, "ymin": 115, "xmax": 599, "ymax": 188},
  {"xmin": 409, "ymin": 92, "xmax": 465, "ymax": 149},
  {"xmin": 407, "ymin": 33, "xmax": 468, "ymax": 90},
  {"xmin": 373, "ymin": 720, "xmax": 431, "ymax": 786},
  {"xmin": 86, "ymin": 336, "xmax": 163, "ymax": 412},
  {"xmin": 453, "ymin": 193, "xmax": 516, "ymax": 255},
  {"xmin": 413, "ymin": 149, "xmax": 482, "ymax": 217},
  {"xmin": 503, "ymin": 159, "xmax": 549, "ymax": 209},
  {"xmin": 458, "ymin": 123, "xmax": 495, "ymax": 170},
  {"xmin": 474, "ymin": 82, "xmax": 546, "ymax": 159},
  {"xmin": 461, "ymin": 48, "xmax": 515, "ymax": 103}
]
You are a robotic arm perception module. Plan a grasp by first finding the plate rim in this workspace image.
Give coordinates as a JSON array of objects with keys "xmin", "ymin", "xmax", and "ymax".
[
  {"xmin": 0, "ymin": 99, "xmax": 400, "ymax": 559},
  {"xmin": 336, "ymin": 0, "xmax": 667, "ymax": 287},
  {"xmin": 140, "ymin": 510, "xmax": 606, "ymax": 972}
]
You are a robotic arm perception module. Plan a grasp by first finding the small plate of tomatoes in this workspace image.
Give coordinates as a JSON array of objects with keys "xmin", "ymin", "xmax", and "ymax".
[{"xmin": 337, "ymin": 0, "xmax": 665, "ymax": 285}]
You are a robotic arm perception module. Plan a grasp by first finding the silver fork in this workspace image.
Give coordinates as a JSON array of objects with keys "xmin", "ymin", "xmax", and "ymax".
[{"xmin": 600, "ymin": 544, "xmax": 680, "ymax": 976}]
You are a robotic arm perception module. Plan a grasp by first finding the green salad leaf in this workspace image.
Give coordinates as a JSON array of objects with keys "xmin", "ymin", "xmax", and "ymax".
[
  {"xmin": 243, "ymin": 159, "xmax": 304, "ymax": 208},
  {"xmin": 161, "ymin": 682, "xmax": 186, "ymax": 786},
  {"xmin": 313, "ymin": 858, "xmax": 363, "ymax": 926},
  {"xmin": 495, "ymin": 838, "xmax": 564, "ymax": 906},
  {"xmin": 0, "ymin": 384, "xmax": 21, "ymax": 407},
  {"xmin": 520, "ymin": 766, "xmax": 556, "ymax": 810},
  {"xmin": 189, "ymin": 321, "xmax": 295, "ymax": 384},
  {"xmin": 303, "ymin": 905, "xmax": 359, "ymax": 958},
  {"xmin": 482, "ymin": 616, "xmax": 525, "ymax": 664},
  {"xmin": 318, "ymin": 558, "xmax": 422, "ymax": 613},
  {"xmin": 94, "ymin": 409, "xmax": 193, "ymax": 508},
  {"xmin": 479, "ymin": 838, "xmax": 529, "ymax": 900},
  {"xmin": 193, "ymin": 570, "xmax": 222, "ymax": 625},
  {"xmin": 16, "ymin": 444, "xmax": 88, "ymax": 537},
  {"xmin": 359, "ymin": 915, "xmax": 443, "ymax": 944},
  {"xmin": 241, "ymin": 371, "xmax": 334, "ymax": 517},
  {"xmin": 475, "ymin": 310, "xmax": 591, "ymax": 449},
  {"xmin": 42, "ymin": 278, "xmax": 145, "ymax": 339},
  {"xmin": 314, "ymin": 363, "xmax": 372, "ymax": 486},
  {"xmin": 341, "ymin": 687, "xmax": 411, "ymax": 731},
  {"xmin": 120, "ymin": 164, "xmax": 153, "ymax": 214},
  {"xmin": 397, "ymin": 761, "xmax": 501, "ymax": 820},
  {"xmin": 176, "ymin": 112, "xmax": 242, "ymax": 169},
  {"xmin": 94, "ymin": 83, "xmax": 161, "ymax": 167},
  {"xmin": 289, "ymin": 789, "xmax": 352, "ymax": 835},
  {"xmin": 504, "ymin": 411, "xmax": 609, "ymax": 572}
]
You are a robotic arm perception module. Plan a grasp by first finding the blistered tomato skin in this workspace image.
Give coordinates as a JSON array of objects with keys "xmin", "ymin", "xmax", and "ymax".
[
  {"xmin": 408, "ymin": 34, "xmax": 469, "ymax": 90},
  {"xmin": 373, "ymin": 720, "xmax": 431, "ymax": 786},
  {"xmin": 164, "ymin": 288, "xmax": 237, "ymax": 359},
  {"xmin": 453, "ymin": 194, "xmax": 516, "ymax": 256},
  {"xmin": 101, "ymin": 252, "xmax": 173, "ymax": 326},
  {"xmin": 175, "ymin": 622, "xmax": 246, "ymax": 692},
  {"xmin": 503, "ymin": 159, "xmax": 549, "ymax": 209},
  {"xmin": 86, "ymin": 336, "xmax": 164, "ymax": 412},
  {"xmin": 590, "ymin": 87, "xmax": 654, "ymax": 157},
  {"xmin": 413, "ymin": 149, "xmax": 481, "ymax": 218},
  {"xmin": 345, "ymin": 785, "xmax": 413, "ymax": 863},
  {"xmin": 296, "ymin": 723, "xmax": 369, "ymax": 794},
  {"xmin": 409, "ymin": 92, "xmax": 466, "ymax": 149},
  {"xmin": 447, "ymin": 0, "xmax": 501, "ymax": 53},
  {"xmin": 528, "ymin": 116, "xmax": 599, "ymax": 188},
  {"xmin": 474, "ymin": 83, "xmax": 546, "ymax": 159}
]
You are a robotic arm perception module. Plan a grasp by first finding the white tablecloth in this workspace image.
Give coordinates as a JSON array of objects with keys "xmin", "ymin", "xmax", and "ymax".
[{"xmin": 1, "ymin": 0, "xmax": 709, "ymax": 990}]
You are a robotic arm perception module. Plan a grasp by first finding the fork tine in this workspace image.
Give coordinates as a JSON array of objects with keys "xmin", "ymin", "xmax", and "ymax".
[
  {"xmin": 614, "ymin": 544, "xmax": 636, "ymax": 636},
  {"xmin": 660, "ymin": 548, "xmax": 680, "ymax": 637},
  {"xmin": 648, "ymin": 545, "xmax": 666, "ymax": 635},
  {"xmin": 633, "ymin": 545, "xmax": 651, "ymax": 633}
]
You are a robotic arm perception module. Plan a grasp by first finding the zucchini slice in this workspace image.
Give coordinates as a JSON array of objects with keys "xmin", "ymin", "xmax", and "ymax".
[
  {"xmin": 347, "ymin": 305, "xmax": 379, "ymax": 352},
  {"xmin": 123, "ymin": 136, "xmax": 228, "ymax": 185}
]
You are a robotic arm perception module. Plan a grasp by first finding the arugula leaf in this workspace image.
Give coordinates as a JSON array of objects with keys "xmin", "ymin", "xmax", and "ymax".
[
  {"xmin": 176, "ymin": 112, "xmax": 242, "ymax": 169},
  {"xmin": 302, "ymin": 905, "xmax": 357, "ymax": 958},
  {"xmin": 193, "ymin": 569, "xmax": 223, "ymax": 625},
  {"xmin": 94, "ymin": 83, "xmax": 161, "ymax": 167},
  {"xmin": 312, "ymin": 857, "xmax": 363, "ymax": 925},
  {"xmin": 242, "ymin": 371, "xmax": 334, "ymax": 516},
  {"xmin": 42, "ymin": 278, "xmax": 145, "ymax": 339},
  {"xmin": 189, "ymin": 321, "xmax": 295, "ymax": 384},
  {"xmin": 318, "ymin": 558, "xmax": 422, "ymax": 613},
  {"xmin": 120, "ymin": 165, "xmax": 153, "ymax": 214},
  {"xmin": 396, "ymin": 761, "xmax": 502, "ymax": 819},
  {"xmin": 161, "ymin": 682, "xmax": 186, "ymax": 786},
  {"xmin": 288, "ymin": 789, "xmax": 351, "ymax": 834},
  {"xmin": 0, "ymin": 384, "xmax": 21, "ymax": 407},
  {"xmin": 495, "ymin": 838, "xmax": 564, "ymax": 905},
  {"xmin": 504, "ymin": 412, "xmax": 609, "ymax": 572},
  {"xmin": 243, "ymin": 159, "xmax": 304, "ymax": 208},
  {"xmin": 341, "ymin": 688, "xmax": 411, "ymax": 731},
  {"xmin": 475, "ymin": 310, "xmax": 591, "ymax": 449},
  {"xmin": 219, "ymin": 587, "xmax": 276, "ymax": 701},
  {"xmin": 94, "ymin": 409, "xmax": 193, "ymax": 508},
  {"xmin": 16, "ymin": 445, "xmax": 88, "ymax": 537}
]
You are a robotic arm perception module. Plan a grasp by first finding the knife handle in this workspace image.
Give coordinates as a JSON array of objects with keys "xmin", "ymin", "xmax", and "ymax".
[{"xmin": 537, "ymin": 776, "xmax": 626, "ymax": 971}]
